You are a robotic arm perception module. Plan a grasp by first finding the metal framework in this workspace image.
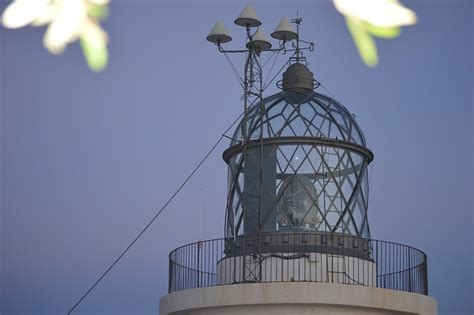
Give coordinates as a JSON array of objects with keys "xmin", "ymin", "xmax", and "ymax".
[{"xmin": 224, "ymin": 90, "xmax": 374, "ymax": 241}]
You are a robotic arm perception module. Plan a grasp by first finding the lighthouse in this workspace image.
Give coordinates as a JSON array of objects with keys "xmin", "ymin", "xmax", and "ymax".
[{"xmin": 160, "ymin": 4, "xmax": 437, "ymax": 315}]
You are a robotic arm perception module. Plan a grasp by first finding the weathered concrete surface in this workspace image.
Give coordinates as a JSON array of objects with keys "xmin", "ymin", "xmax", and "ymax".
[{"xmin": 160, "ymin": 282, "xmax": 437, "ymax": 315}]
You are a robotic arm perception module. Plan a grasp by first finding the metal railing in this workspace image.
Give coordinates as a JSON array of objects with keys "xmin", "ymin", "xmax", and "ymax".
[{"xmin": 168, "ymin": 233, "xmax": 428, "ymax": 295}]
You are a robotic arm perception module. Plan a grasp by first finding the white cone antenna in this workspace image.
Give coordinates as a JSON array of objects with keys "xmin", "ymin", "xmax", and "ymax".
[
  {"xmin": 246, "ymin": 28, "xmax": 272, "ymax": 51},
  {"xmin": 271, "ymin": 17, "xmax": 298, "ymax": 41},
  {"xmin": 206, "ymin": 20, "xmax": 232, "ymax": 44},
  {"xmin": 234, "ymin": 4, "xmax": 261, "ymax": 27}
]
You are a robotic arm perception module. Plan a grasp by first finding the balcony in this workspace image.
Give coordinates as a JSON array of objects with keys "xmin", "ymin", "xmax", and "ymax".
[{"xmin": 168, "ymin": 232, "xmax": 428, "ymax": 295}]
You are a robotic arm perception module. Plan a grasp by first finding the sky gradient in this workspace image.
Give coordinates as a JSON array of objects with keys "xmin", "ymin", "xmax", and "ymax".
[{"xmin": 1, "ymin": 1, "xmax": 473, "ymax": 314}]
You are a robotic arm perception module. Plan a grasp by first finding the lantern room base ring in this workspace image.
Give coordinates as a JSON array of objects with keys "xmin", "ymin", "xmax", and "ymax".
[{"xmin": 222, "ymin": 136, "xmax": 374, "ymax": 164}]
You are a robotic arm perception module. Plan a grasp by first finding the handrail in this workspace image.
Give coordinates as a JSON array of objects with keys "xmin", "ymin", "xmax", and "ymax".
[{"xmin": 168, "ymin": 233, "xmax": 428, "ymax": 295}]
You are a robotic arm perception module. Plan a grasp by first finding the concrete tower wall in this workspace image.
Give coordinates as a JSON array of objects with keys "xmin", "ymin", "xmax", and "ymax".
[{"xmin": 160, "ymin": 282, "xmax": 437, "ymax": 315}]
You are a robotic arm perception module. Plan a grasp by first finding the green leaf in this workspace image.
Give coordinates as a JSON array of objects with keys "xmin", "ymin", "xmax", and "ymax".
[
  {"xmin": 365, "ymin": 23, "xmax": 401, "ymax": 38},
  {"xmin": 87, "ymin": 4, "xmax": 109, "ymax": 20},
  {"xmin": 346, "ymin": 16, "xmax": 378, "ymax": 67},
  {"xmin": 80, "ymin": 34, "xmax": 108, "ymax": 72}
]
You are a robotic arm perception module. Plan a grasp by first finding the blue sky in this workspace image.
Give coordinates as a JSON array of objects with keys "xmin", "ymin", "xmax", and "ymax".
[{"xmin": 1, "ymin": 1, "xmax": 472, "ymax": 314}]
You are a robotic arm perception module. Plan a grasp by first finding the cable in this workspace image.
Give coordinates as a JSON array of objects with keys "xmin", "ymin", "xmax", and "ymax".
[
  {"xmin": 263, "ymin": 60, "xmax": 288, "ymax": 91},
  {"xmin": 263, "ymin": 50, "xmax": 299, "ymax": 91},
  {"xmin": 67, "ymin": 111, "xmax": 244, "ymax": 314},
  {"xmin": 262, "ymin": 49, "xmax": 278, "ymax": 68},
  {"xmin": 223, "ymin": 51, "xmax": 245, "ymax": 89},
  {"xmin": 319, "ymin": 82, "xmax": 337, "ymax": 99},
  {"xmin": 263, "ymin": 50, "xmax": 280, "ymax": 89}
]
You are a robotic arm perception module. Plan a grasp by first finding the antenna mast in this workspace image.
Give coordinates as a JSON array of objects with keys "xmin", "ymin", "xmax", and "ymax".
[{"xmin": 206, "ymin": 4, "xmax": 314, "ymax": 283}]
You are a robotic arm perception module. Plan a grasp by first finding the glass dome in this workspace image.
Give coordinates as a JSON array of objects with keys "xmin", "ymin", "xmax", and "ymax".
[
  {"xmin": 231, "ymin": 91, "xmax": 367, "ymax": 146},
  {"xmin": 224, "ymin": 89, "xmax": 374, "ymax": 240}
]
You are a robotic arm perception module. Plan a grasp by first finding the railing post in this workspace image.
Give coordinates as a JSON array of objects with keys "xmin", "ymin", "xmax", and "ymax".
[
  {"xmin": 168, "ymin": 256, "xmax": 172, "ymax": 293},
  {"xmin": 408, "ymin": 249, "xmax": 412, "ymax": 293},
  {"xmin": 197, "ymin": 241, "xmax": 201, "ymax": 288},
  {"xmin": 424, "ymin": 259, "xmax": 429, "ymax": 295}
]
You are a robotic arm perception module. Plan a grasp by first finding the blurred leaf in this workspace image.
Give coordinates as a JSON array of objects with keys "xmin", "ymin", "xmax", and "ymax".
[
  {"xmin": 80, "ymin": 32, "xmax": 108, "ymax": 72},
  {"xmin": 365, "ymin": 23, "xmax": 401, "ymax": 38},
  {"xmin": 346, "ymin": 16, "xmax": 378, "ymax": 67},
  {"xmin": 87, "ymin": 4, "xmax": 109, "ymax": 20}
]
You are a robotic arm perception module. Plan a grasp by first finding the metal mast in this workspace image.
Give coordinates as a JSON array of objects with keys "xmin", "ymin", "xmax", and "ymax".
[{"xmin": 206, "ymin": 5, "xmax": 314, "ymax": 283}]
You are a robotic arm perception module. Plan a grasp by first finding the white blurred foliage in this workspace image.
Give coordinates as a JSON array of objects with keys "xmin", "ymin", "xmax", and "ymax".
[
  {"xmin": 333, "ymin": 0, "xmax": 417, "ymax": 67},
  {"xmin": 333, "ymin": 0, "xmax": 417, "ymax": 27},
  {"xmin": 1, "ymin": 0, "xmax": 109, "ymax": 71}
]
